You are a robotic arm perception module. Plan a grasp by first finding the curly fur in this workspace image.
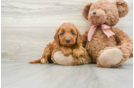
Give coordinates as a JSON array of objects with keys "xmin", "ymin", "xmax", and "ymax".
[{"xmin": 29, "ymin": 23, "xmax": 91, "ymax": 65}]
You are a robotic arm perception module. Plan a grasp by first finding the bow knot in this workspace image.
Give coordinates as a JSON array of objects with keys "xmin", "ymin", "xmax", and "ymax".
[{"xmin": 88, "ymin": 23, "xmax": 115, "ymax": 41}]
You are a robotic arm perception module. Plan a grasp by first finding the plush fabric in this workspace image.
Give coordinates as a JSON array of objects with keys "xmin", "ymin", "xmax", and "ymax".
[
  {"xmin": 29, "ymin": 23, "xmax": 91, "ymax": 65},
  {"xmin": 53, "ymin": 51, "xmax": 73, "ymax": 65},
  {"xmin": 98, "ymin": 48, "xmax": 123, "ymax": 67},
  {"xmin": 82, "ymin": 0, "xmax": 133, "ymax": 67},
  {"xmin": 88, "ymin": 23, "xmax": 115, "ymax": 41}
]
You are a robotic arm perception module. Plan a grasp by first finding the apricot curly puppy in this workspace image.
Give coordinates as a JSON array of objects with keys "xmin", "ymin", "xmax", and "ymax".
[{"xmin": 29, "ymin": 23, "xmax": 91, "ymax": 65}]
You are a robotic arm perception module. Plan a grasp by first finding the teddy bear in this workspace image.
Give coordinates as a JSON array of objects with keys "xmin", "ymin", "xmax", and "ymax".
[{"xmin": 82, "ymin": 0, "xmax": 133, "ymax": 67}]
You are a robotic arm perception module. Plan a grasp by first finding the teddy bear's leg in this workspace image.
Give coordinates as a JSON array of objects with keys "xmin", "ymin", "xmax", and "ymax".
[
  {"xmin": 97, "ymin": 47, "xmax": 122, "ymax": 67},
  {"xmin": 97, "ymin": 28, "xmax": 133, "ymax": 68},
  {"xmin": 97, "ymin": 45, "xmax": 132, "ymax": 68},
  {"xmin": 29, "ymin": 43, "xmax": 52, "ymax": 64}
]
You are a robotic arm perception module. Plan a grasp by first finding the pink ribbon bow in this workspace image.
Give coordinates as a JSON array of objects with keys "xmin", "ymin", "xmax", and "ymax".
[{"xmin": 88, "ymin": 23, "xmax": 115, "ymax": 41}]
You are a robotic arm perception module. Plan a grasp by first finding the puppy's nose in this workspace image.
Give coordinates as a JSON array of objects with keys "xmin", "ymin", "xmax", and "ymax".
[
  {"xmin": 93, "ymin": 12, "xmax": 96, "ymax": 15},
  {"xmin": 66, "ymin": 39, "xmax": 70, "ymax": 43}
]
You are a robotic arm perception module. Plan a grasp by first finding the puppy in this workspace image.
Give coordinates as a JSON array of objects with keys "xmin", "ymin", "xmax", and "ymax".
[{"xmin": 29, "ymin": 23, "xmax": 91, "ymax": 65}]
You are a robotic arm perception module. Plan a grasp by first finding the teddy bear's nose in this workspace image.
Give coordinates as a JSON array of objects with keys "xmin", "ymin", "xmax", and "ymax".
[{"xmin": 93, "ymin": 12, "xmax": 96, "ymax": 15}]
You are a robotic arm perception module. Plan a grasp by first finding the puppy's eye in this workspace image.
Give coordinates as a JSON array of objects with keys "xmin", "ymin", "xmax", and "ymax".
[
  {"xmin": 105, "ymin": 11, "xmax": 107, "ymax": 14},
  {"xmin": 61, "ymin": 32, "xmax": 65, "ymax": 35},
  {"xmin": 71, "ymin": 32, "xmax": 74, "ymax": 35}
]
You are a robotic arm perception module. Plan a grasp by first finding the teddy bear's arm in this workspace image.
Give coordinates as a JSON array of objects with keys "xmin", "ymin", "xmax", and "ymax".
[
  {"xmin": 112, "ymin": 27, "xmax": 133, "ymax": 57},
  {"xmin": 82, "ymin": 30, "xmax": 89, "ymax": 47}
]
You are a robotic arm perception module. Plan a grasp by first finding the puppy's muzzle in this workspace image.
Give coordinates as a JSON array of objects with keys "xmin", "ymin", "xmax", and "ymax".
[{"xmin": 66, "ymin": 39, "xmax": 70, "ymax": 43}]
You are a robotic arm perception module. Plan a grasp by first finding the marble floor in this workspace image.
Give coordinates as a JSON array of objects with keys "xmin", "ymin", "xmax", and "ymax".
[{"xmin": 1, "ymin": 58, "xmax": 133, "ymax": 88}]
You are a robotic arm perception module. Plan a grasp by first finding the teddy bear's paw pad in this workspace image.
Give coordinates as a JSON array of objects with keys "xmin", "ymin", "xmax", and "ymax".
[
  {"xmin": 98, "ymin": 48, "xmax": 123, "ymax": 67},
  {"xmin": 40, "ymin": 58, "xmax": 49, "ymax": 64},
  {"xmin": 53, "ymin": 51, "xmax": 73, "ymax": 65}
]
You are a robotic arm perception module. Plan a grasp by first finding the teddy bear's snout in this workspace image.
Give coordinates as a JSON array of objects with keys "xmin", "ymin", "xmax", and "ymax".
[
  {"xmin": 90, "ymin": 10, "xmax": 105, "ymax": 17},
  {"xmin": 88, "ymin": 10, "xmax": 106, "ymax": 25}
]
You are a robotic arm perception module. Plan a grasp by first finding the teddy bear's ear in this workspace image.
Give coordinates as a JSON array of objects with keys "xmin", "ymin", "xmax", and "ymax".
[
  {"xmin": 115, "ymin": 0, "xmax": 129, "ymax": 18},
  {"xmin": 82, "ymin": 3, "xmax": 93, "ymax": 19}
]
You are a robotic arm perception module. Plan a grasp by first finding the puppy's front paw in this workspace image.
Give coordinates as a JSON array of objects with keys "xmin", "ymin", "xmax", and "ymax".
[
  {"xmin": 40, "ymin": 58, "xmax": 49, "ymax": 64},
  {"xmin": 73, "ymin": 48, "xmax": 85, "ymax": 58},
  {"xmin": 60, "ymin": 47, "xmax": 72, "ymax": 56},
  {"xmin": 63, "ymin": 52, "xmax": 71, "ymax": 56}
]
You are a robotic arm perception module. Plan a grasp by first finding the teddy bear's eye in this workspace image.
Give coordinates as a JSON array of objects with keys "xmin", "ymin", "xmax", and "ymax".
[{"xmin": 105, "ymin": 11, "xmax": 107, "ymax": 14}]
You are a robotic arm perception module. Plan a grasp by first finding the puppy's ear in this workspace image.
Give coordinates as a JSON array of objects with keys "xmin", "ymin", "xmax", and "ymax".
[
  {"xmin": 82, "ymin": 3, "xmax": 93, "ymax": 20},
  {"xmin": 75, "ymin": 28, "xmax": 82, "ymax": 45},
  {"xmin": 115, "ymin": 0, "xmax": 129, "ymax": 18},
  {"xmin": 54, "ymin": 28, "xmax": 60, "ymax": 45}
]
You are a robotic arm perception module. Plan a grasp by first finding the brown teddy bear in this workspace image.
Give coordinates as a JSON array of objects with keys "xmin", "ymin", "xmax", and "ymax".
[{"xmin": 82, "ymin": 0, "xmax": 133, "ymax": 67}]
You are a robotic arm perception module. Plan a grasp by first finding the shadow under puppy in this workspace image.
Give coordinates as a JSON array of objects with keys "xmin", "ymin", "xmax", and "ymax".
[{"xmin": 29, "ymin": 23, "xmax": 91, "ymax": 65}]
